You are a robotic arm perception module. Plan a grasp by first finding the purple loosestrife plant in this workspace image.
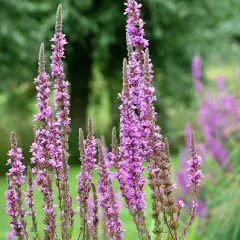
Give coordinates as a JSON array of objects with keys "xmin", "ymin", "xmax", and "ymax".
[
  {"xmin": 76, "ymin": 119, "xmax": 97, "ymax": 239},
  {"xmin": 5, "ymin": 3, "xmax": 204, "ymax": 240},
  {"xmin": 118, "ymin": 59, "xmax": 151, "ymax": 239},
  {"xmin": 176, "ymin": 123, "xmax": 207, "ymax": 218},
  {"xmin": 181, "ymin": 132, "xmax": 204, "ymax": 239},
  {"xmin": 125, "ymin": 1, "xmax": 162, "ymax": 161},
  {"xmin": 30, "ymin": 44, "xmax": 57, "ymax": 240},
  {"xmin": 98, "ymin": 140, "xmax": 123, "ymax": 240},
  {"xmin": 5, "ymin": 132, "xmax": 28, "ymax": 240},
  {"xmin": 192, "ymin": 56, "xmax": 240, "ymax": 171},
  {"xmin": 50, "ymin": 5, "xmax": 74, "ymax": 237}
]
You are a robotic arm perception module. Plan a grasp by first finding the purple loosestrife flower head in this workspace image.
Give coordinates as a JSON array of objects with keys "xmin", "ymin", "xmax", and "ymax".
[
  {"xmin": 177, "ymin": 123, "xmax": 206, "ymax": 193},
  {"xmin": 198, "ymin": 91, "xmax": 232, "ymax": 171},
  {"xmin": 30, "ymin": 44, "xmax": 57, "ymax": 239},
  {"xmin": 192, "ymin": 56, "xmax": 203, "ymax": 93},
  {"xmin": 50, "ymin": 4, "xmax": 70, "ymax": 133},
  {"xmin": 31, "ymin": 42, "xmax": 63, "ymax": 169},
  {"xmin": 119, "ymin": 59, "xmax": 151, "ymax": 239},
  {"xmin": 31, "ymin": 44, "xmax": 62, "ymax": 214},
  {"xmin": 125, "ymin": 0, "xmax": 162, "ymax": 162},
  {"xmin": 34, "ymin": 43, "xmax": 52, "ymax": 122},
  {"xmin": 187, "ymin": 131, "xmax": 204, "ymax": 188},
  {"xmin": 125, "ymin": 0, "xmax": 148, "ymax": 49},
  {"xmin": 119, "ymin": 59, "xmax": 145, "ymax": 213},
  {"xmin": 51, "ymin": 6, "xmax": 74, "ymax": 235},
  {"xmin": 30, "ymin": 44, "xmax": 62, "ymax": 169},
  {"xmin": 31, "ymin": 44, "xmax": 50, "ymax": 167},
  {"xmin": 5, "ymin": 132, "xmax": 28, "ymax": 239},
  {"xmin": 77, "ymin": 119, "xmax": 97, "ymax": 206},
  {"xmin": 177, "ymin": 124, "xmax": 208, "ymax": 219},
  {"xmin": 176, "ymin": 200, "xmax": 185, "ymax": 219},
  {"xmin": 181, "ymin": 131, "xmax": 204, "ymax": 239},
  {"xmin": 216, "ymin": 76, "xmax": 239, "ymax": 139},
  {"xmin": 98, "ymin": 140, "xmax": 123, "ymax": 240},
  {"xmin": 76, "ymin": 119, "xmax": 97, "ymax": 238},
  {"xmin": 125, "ymin": 2, "xmax": 164, "ymax": 181},
  {"xmin": 122, "ymin": 4, "xmax": 162, "ymax": 220}
]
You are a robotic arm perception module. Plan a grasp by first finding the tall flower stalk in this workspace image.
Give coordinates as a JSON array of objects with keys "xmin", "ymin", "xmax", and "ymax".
[
  {"xmin": 50, "ymin": 5, "xmax": 74, "ymax": 237},
  {"xmin": 181, "ymin": 131, "xmax": 204, "ymax": 239},
  {"xmin": 119, "ymin": 59, "xmax": 150, "ymax": 239},
  {"xmin": 5, "ymin": 132, "xmax": 28, "ymax": 240},
  {"xmin": 119, "ymin": 1, "xmax": 162, "ymax": 239},
  {"xmin": 30, "ymin": 43, "xmax": 56, "ymax": 240},
  {"xmin": 76, "ymin": 119, "xmax": 97, "ymax": 239},
  {"xmin": 98, "ymin": 140, "xmax": 123, "ymax": 240}
]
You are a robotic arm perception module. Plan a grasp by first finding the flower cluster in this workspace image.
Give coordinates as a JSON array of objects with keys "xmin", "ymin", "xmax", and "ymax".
[
  {"xmin": 50, "ymin": 6, "xmax": 74, "ymax": 236},
  {"xmin": 5, "ymin": 132, "xmax": 28, "ymax": 239},
  {"xmin": 187, "ymin": 132, "xmax": 204, "ymax": 188},
  {"xmin": 125, "ymin": 0, "xmax": 148, "ymax": 49},
  {"xmin": 98, "ymin": 141, "xmax": 123, "ymax": 240},
  {"xmin": 76, "ymin": 120, "xmax": 97, "ymax": 212},
  {"xmin": 192, "ymin": 56, "xmax": 239, "ymax": 171},
  {"xmin": 50, "ymin": 5, "xmax": 70, "ymax": 132},
  {"xmin": 118, "ymin": 59, "xmax": 145, "ymax": 213},
  {"xmin": 177, "ymin": 123, "xmax": 207, "ymax": 218},
  {"xmin": 76, "ymin": 119, "xmax": 97, "ymax": 239}
]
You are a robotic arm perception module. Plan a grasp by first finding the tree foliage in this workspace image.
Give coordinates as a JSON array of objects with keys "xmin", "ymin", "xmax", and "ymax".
[{"xmin": 1, "ymin": 0, "xmax": 240, "ymax": 164}]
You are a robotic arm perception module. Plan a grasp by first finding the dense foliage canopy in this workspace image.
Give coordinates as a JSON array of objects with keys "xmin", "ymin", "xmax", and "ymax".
[{"xmin": 1, "ymin": 0, "xmax": 240, "ymax": 164}]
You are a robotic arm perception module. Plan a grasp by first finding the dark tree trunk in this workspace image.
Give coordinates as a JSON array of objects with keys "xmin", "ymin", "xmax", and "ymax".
[{"xmin": 67, "ymin": 41, "xmax": 93, "ymax": 130}]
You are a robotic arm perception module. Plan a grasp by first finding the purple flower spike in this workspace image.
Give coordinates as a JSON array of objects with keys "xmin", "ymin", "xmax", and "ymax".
[
  {"xmin": 181, "ymin": 131, "xmax": 204, "ymax": 239},
  {"xmin": 34, "ymin": 43, "xmax": 52, "ymax": 122},
  {"xmin": 125, "ymin": 0, "xmax": 148, "ymax": 49},
  {"xmin": 98, "ymin": 140, "xmax": 123, "ymax": 240},
  {"xmin": 30, "ymin": 43, "xmax": 57, "ymax": 239},
  {"xmin": 5, "ymin": 132, "xmax": 28, "ymax": 239},
  {"xmin": 187, "ymin": 131, "xmax": 204, "ymax": 188},
  {"xmin": 50, "ymin": 5, "xmax": 74, "ymax": 236},
  {"xmin": 77, "ymin": 120, "xmax": 97, "ymax": 210},
  {"xmin": 119, "ymin": 59, "xmax": 151, "ymax": 239},
  {"xmin": 50, "ymin": 4, "xmax": 70, "ymax": 133},
  {"xmin": 118, "ymin": 59, "xmax": 145, "ymax": 213},
  {"xmin": 76, "ymin": 119, "xmax": 97, "ymax": 238},
  {"xmin": 30, "ymin": 43, "xmax": 61, "ymax": 169}
]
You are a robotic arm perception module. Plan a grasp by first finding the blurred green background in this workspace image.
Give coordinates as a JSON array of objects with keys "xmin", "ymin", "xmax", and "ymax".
[{"xmin": 1, "ymin": 0, "xmax": 240, "ymax": 239}]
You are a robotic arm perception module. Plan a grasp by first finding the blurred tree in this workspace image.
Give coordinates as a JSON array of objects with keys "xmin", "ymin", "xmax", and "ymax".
[{"xmin": 1, "ymin": 0, "xmax": 240, "ymax": 164}]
